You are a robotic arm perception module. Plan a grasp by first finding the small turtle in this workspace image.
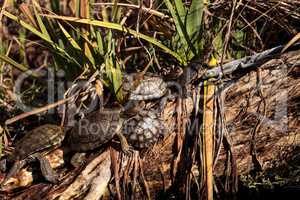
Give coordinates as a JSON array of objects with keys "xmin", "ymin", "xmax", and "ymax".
[
  {"xmin": 123, "ymin": 110, "xmax": 167, "ymax": 149},
  {"xmin": 122, "ymin": 73, "xmax": 173, "ymax": 113},
  {"xmin": 67, "ymin": 108, "xmax": 130, "ymax": 153},
  {"xmin": 122, "ymin": 73, "xmax": 168, "ymax": 101},
  {"xmin": 1, "ymin": 124, "xmax": 65, "ymax": 187}
]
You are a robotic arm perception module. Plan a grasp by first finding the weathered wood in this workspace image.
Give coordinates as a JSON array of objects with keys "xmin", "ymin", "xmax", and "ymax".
[{"xmin": 137, "ymin": 49, "xmax": 300, "ymax": 197}]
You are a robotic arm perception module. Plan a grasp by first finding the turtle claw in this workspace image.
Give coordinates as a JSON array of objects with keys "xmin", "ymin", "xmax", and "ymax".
[
  {"xmin": 0, "ymin": 159, "xmax": 7, "ymax": 172},
  {"xmin": 117, "ymin": 133, "xmax": 134, "ymax": 156},
  {"xmin": 70, "ymin": 153, "xmax": 87, "ymax": 168},
  {"xmin": 121, "ymin": 144, "xmax": 134, "ymax": 156}
]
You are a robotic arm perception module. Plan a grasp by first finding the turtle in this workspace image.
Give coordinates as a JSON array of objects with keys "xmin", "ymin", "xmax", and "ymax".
[
  {"xmin": 122, "ymin": 73, "xmax": 168, "ymax": 101},
  {"xmin": 1, "ymin": 124, "xmax": 65, "ymax": 187},
  {"xmin": 122, "ymin": 73, "xmax": 173, "ymax": 113},
  {"xmin": 67, "ymin": 108, "xmax": 130, "ymax": 153},
  {"xmin": 123, "ymin": 110, "xmax": 167, "ymax": 149}
]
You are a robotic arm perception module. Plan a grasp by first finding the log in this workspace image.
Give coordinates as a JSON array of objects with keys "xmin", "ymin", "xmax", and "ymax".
[
  {"xmin": 1, "ymin": 49, "xmax": 299, "ymax": 199},
  {"xmin": 136, "ymin": 49, "xmax": 300, "ymax": 197}
]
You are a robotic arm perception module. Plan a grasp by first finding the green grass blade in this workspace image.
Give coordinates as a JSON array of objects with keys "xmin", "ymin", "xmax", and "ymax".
[
  {"xmin": 84, "ymin": 42, "xmax": 95, "ymax": 67},
  {"xmin": 96, "ymin": 31, "xmax": 105, "ymax": 55},
  {"xmin": 186, "ymin": 0, "xmax": 203, "ymax": 43},
  {"xmin": 33, "ymin": 2, "xmax": 51, "ymax": 40},
  {"xmin": 42, "ymin": 14, "xmax": 185, "ymax": 64},
  {"xmin": 0, "ymin": 54, "xmax": 39, "ymax": 77},
  {"xmin": 164, "ymin": 0, "xmax": 189, "ymax": 49},
  {"xmin": 58, "ymin": 20, "xmax": 97, "ymax": 67},
  {"xmin": 174, "ymin": 0, "xmax": 186, "ymax": 23},
  {"xmin": 111, "ymin": 0, "xmax": 119, "ymax": 22},
  {"xmin": 3, "ymin": 11, "xmax": 81, "ymax": 67},
  {"xmin": 58, "ymin": 22, "xmax": 82, "ymax": 50},
  {"xmin": 50, "ymin": 0, "xmax": 59, "ymax": 13},
  {"xmin": 104, "ymin": 53, "xmax": 123, "ymax": 101},
  {"xmin": 112, "ymin": 61, "xmax": 123, "ymax": 101},
  {"xmin": 3, "ymin": 11, "xmax": 52, "ymax": 43},
  {"xmin": 164, "ymin": 0, "xmax": 198, "ymax": 60}
]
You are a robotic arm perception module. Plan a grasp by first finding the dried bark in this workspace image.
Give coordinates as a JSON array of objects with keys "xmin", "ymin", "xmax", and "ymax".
[{"xmin": 135, "ymin": 49, "xmax": 300, "ymax": 197}]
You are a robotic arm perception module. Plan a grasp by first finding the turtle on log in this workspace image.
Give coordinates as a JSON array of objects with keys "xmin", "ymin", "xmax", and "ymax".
[
  {"xmin": 1, "ymin": 124, "xmax": 65, "ymax": 188},
  {"xmin": 67, "ymin": 108, "xmax": 130, "ymax": 153},
  {"xmin": 123, "ymin": 110, "xmax": 166, "ymax": 149},
  {"xmin": 122, "ymin": 73, "xmax": 168, "ymax": 101},
  {"xmin": 67, "ymin": 108, "xmax": 167, "ymax": 153},
  {"xmin": 121, "ymin": 73, "xmax": 174, "ymax": 113}
]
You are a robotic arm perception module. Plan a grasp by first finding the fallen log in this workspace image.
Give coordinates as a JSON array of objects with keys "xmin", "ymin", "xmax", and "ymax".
[
  {"xmin": 0, "ymin": 49, "xmax": 299, "ymax": 199},
  {"xmin": 135, "ymin": 49, "xmax": 300, "ymax": 197}
]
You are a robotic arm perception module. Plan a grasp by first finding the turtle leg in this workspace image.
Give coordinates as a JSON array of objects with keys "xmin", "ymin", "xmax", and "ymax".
[
  {"xmin": 123, "ymin": 100, "xmax": 145, "ymax": 116},
  {"xmin": 0, "ymin": 158, "xmax": 7, "ymax": 172},
  {"xmin": 116, "ymin": 132, "xmax": 133, "ymax": 155},
  {"xmin": 35, "ymin": 154, "xmax": 58, "ymax": 184},
  {"xmin": 159, "ymin": 89, "xmax": 176, "ymax": 112},
  {"xmin": 70, "ymin": 152, "xmax": 86, "ymax": 168},
  {"xmin": 1, "ymin": 160, "xmax": 27, "ymax": 187}
]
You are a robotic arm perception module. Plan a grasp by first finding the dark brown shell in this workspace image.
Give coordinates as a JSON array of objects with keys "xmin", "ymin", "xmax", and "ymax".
[
  {"xmin": 123, "ymin": 110, "xmax": 166, "ymax": 148},
  {"xmin": 68, "ymin": 109, "xmax": 123, "ymax": 152},
  {"xmin": 13, "ymin": 124, "xmax": 65, "ymax": 161}
]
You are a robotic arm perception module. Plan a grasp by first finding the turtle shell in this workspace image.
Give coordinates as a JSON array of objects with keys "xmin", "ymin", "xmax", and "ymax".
[
  {"xmin": 123, "ymin": 73, "xmax": 167, "ymax": 101},
  {"xmin": 12, "ymin": 124, "xmax": 65, "ymax": 161},
  {"xmin": 68, "ymin": 108, "xmax": 123, "ymax": 152},
  {"xmin": 123, "ymin": 110, "xmax": 167, "ymax": 149}
]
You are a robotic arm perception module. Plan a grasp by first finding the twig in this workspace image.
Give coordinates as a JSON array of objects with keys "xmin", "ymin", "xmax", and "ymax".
[
  {"xmin": 203, "ymin": 42, "xmax": 300, "ymax": 80},
  {"xmin": 220, "ymin": 0, "xmax": 237, "ymax": 77},
  {"xmin": 5, "ymin": 95, "xmax": 75, "ymax": 125}
]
